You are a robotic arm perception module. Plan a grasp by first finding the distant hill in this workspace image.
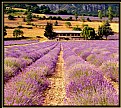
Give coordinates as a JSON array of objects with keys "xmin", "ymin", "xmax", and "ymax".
[
  {"xmin": 4, "ymin": 3, "xmax": 119, "ymax": 17},
  {"xmin": 37, "ymin": 4, "xmax": 119, "ymax": 17}
]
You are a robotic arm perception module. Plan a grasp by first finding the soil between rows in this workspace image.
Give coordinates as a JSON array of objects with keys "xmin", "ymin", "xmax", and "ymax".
[
  {"xmin": 43, "ymin": 46, "xmax": 67, "ymax": 106},
  {"xmin": 42, "ymin": 46, "xmax": 119, "ymax": 106}
]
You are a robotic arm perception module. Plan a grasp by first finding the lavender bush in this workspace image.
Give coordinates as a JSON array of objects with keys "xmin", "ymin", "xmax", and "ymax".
[
  {"xmin": 4, "ymin": 43, "xmax": 61, "ymax": 106},
  {"xmin": 62, "ymin": 41, "xmax": 119, "ymax": 106},
  {"xmin": 4, "ymin": 42, "xmax": 58, "ymax": 82},
  {"xmin": 100, "ymin": 60, "xmax": 119, "ymax": 82}
]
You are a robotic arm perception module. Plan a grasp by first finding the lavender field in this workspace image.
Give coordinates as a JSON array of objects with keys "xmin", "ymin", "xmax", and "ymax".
[
  {"xmin": 4, "ymin": 40, "xmax": 39, "ymax": 46},
  {"xmin": 4, "ymin": 40, "xmax": 119, "ymax": 106}
]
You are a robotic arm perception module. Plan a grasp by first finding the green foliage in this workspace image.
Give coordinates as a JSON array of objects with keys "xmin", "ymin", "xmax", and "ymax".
[
  {"xmin": 81, "ymin": 26, "xmax": 96, "ymax": 40},
  {"xmin": 23, "ymin": 17, "xmax": 26, "ymax": 22},
  {"xmin": 57, "ymin": 16, "xmax": 62, "ymax": 20},
  {"xmin": 27, "ymin": 27, "xmax": 33, "ymax": 29},
  {"xmin": 48, "ymin": 16, "xmax": 52, "ymax": 20},
  {"xmin": 17, "ymin": 25, "xmax": 23, "ymax": 28},
  {"xmin": 75, "ymin": 13, "xmax": 78, "ymax": 21},
  {"xmin": 38, "ymin": 16, "xmax": 42, "ymax": 20},
  {"xmin": 43, "ymin": 16, "xmax": 46, "ymax": 20},
  {"xmin": 98, "ymin": 20, "xmax": 114, "ymax": 39},
  {"xmin": 87, "ymin": 17, "xmax": 91, "ymax": 22},
  {"xmin": 26, "ymin": 11, "xmax": 33, "ymax": 22},
  {"xmin": 52, "ymin": 16, "xmax": 57, "ymax": 20},
  {"xmin": 6, "ymin": 7, "xmax": 14, "ymax": 14},
  {"xmin": 8, "ymin": 15, "xmax": 14, "ymax": 20},
  {"xmin": 4, "ymin": 27, "xmax": 7, "ymax": 36},
  {"xmin": 102, "ymin": 20, "xmax": 110, "ymax": 26},
  {"xmin": 39, "ymin": 5, "xmax": 51, "ymax": 14},
  {"xmin": 65, "ymin": 22, "xmax": 71, "ymax": 28},
  {"xmin": 13, "ymin": 29, "xmax": 24, "ymax": 38},
  {"xmin": 24, "ymin": 11, "xmax": 28, "ymax": 15},
  {"xmin": 54, "ymin": 21, "xmax": 58, "ymax": 26},
  {"xmin": 98, "ymin": 10, "xmax": 103, "ymax": 20},
  {"xmin": 81, "ymin": 15, "xmax": 85, "ymax": 22},
  {"xmin": 107, "ymin": 6, "xmax": 113, "ymax": 21},
  {"xmin": 73, "ymin": 25, "xmax": 81, "ymax": 31},
  {"xmin": 82, "ymin": 23, "xmax": 88, "ymax": 28},
  {"xmin": 26, "ymin": 21, "xmax": 31, "ymax": 25},
  {"xmin": 44, "ymin": 22, "xmax": 56, "ymax": 39},
  {"xmin": 67, "ymin": 17, "xmax": 73, "ymax": 21},
  {"xmin": 57, "ymin": 10, "xmax": 68, "ymax": 15}
]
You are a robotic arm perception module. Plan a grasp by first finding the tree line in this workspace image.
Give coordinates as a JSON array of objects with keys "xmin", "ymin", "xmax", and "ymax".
[
  {"xmin": 4, "ymin": 4, "xmax": 119, "ymax": 17},
  {"xmin": 44, "ymin": 20, "xmax": 114, "ymax": 40}
]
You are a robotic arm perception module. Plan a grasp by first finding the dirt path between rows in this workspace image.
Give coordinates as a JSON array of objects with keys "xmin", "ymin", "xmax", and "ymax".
[{"xmin": 43, "ymin": 45, "xmax": 66, "ymax": 106}]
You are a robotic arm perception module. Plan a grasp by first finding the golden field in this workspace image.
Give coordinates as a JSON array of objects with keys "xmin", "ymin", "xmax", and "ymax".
[{"xmin": 4, "ymin": 16, "xmax": 119, "ymax": 38}]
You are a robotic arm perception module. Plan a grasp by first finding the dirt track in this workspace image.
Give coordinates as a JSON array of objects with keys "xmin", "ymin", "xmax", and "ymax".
[{"xmin": 43, "ymin": 45, "xmax": 66, "ymax": 106}]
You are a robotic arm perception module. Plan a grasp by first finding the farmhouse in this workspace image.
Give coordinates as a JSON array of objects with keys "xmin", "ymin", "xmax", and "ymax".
[{"xmin": 54, "ymin": 31, "xmax": 83, "ymax": 40}]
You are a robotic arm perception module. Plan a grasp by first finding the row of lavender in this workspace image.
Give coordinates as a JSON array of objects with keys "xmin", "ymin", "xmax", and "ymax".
[
  {"xmin": 63, "ymin": 40, "xmax": 119, "ymax": 82},
  {"xmin": 4, "ymin": 40, "xmax": 39, "ymax": 46},
  {"xmin": 61, "ymin": 41, "xmax": 119, "ymax": 105},
  {"xmin": 4, "ymin": 42, "xmax": 61, "ymax": 106},
  {"xmin": 4, "ymin": 42, "xmax": 58, "ymax": 82}
]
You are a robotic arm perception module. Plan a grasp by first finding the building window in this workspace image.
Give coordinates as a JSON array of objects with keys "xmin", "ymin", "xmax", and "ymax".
[{"xmin": 67, "ymin": 33, "xmax": 70, "ymax": 36}]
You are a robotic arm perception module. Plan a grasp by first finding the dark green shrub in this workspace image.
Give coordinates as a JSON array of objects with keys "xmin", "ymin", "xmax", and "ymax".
[
  {"xmin": 17, "ymin": 25, "xmax": 23, "ymax": 28},
  {"xmin": 38, "ymin": 17, "xmax": 42, "ymax": 20},
  {"xmin": 13, "ymin": 29, "xmax": 24, "ymax": 38},
  {"xmin": 73, "ymin": 27, "xmax": 81, "ymax": 31},
  {"xmin": 52, "ymin": 16, "xmax": 57, "ymax": 20},
  {"xmin": 44, "ymin": 22, "xmax": 56, "ymax": 39},
  {"xmin": 87, "ymin": 17, "xmax": 91, "ymax": 22},
  {"xmin": 8, "ymin": 15, "xmax": 14, "ymax": 20},
  {"xmin": 81, "ymin": 26, "xmax": 96, "ymax": 40},
  {"xmin": 65, "ymin": 22, "xmax": 71, "ymax": 28},
  {"xmin": 54, "ymin": 21, "xmax": 58, "ymax": 26},
  {"xmin": 57, "ymin": 16, "xmax": 62, "ymax": 20}
]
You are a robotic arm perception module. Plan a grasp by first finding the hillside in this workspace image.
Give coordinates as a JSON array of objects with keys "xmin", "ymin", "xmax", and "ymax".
[
  {"xmin": 37, "ymin": 4, "xmax": 119, "ymax": 16},
  {"xmin": 4, "ymin": 3, "xmax": 119, "ymax": 17}
]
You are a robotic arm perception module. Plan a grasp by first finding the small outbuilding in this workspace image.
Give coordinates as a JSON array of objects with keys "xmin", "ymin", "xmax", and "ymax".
[{"xmin": 54, "ymin": 31, "xmax": 83, "ymax": 41}]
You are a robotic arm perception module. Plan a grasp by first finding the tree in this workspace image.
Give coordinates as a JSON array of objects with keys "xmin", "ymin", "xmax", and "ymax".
[
  {"xmin": 6, "ymin": 7, "xmax": 14, "ymax": 14},
  {"xmin": 54, "ymin": 21, "xmax": 58, "ymax": 26},
  {"xmin": 75, "ymin": 13, "xmax": 78, "ymax": 21},
  {"xmin": 57, "ymin": 10, "xmax": 68, "ymax": 15},
  {"xmin": 98, "ymin": 20, "xmax": 114, "ymax": 40},
  {"xmin": 23, "ymin": 17, "xmax": 26, "ymax": 22},
  {"xmin": 57, "ymin": 16, "xmax": 62, "ymax": 20},
  {"xmin": 98, "ymin": 10, "xmax": 103, "ymax": 21},
  {"xmin": 81, "ymin": 15, "xmax": 85, "ymax": 22},
  {"xmin": 26, "ymin": 11, "xmax": 33, "ymax": 22},
  {"xmin": 67, "ymin": 17, "xmax": 73, "ymax": 21},
  {"xmin": 87, "ymin": 17, "xmax": 91, "ymax": 22},
  {"xmin": 73, "ymin": 25, "xmax": 81, "ymax": 31},
  {"xmin": 81, "ymin": 26, "xmax": 96, "ymax": 40},
  {"xmin": 4, "ymin": 27, "xmax": 7, "ymax": 36},
  {"xmin": 107, "ymin": 6, "xmax": 113, "ymax": 22},
  {"xmin": 8, "ymin": 15, "xmax": 14, "ymax": 20},
  {"xmin": 13, "ymin": 29, "xmax": 23, "ymax": 38},
  {"xmin": 43, "ymin": 16, "xmax": 46, "ymax": 20},
  {"xmin": 44, "ymin": 22, "xmax": 56, "ymax": 39},
  {"xmin": 65, "ymin": 22, "xmax": 71, "ymax": 28}
]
